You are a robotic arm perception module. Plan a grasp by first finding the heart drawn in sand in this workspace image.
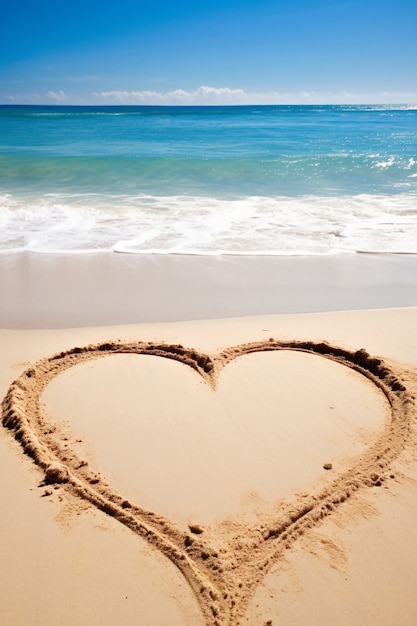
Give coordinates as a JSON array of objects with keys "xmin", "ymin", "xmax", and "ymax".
[{"xmin": 2, "ymin": 339, "xmax": 413, "ymax": 626}]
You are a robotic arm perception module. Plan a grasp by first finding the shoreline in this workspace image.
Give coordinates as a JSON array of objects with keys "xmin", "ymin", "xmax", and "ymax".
[{"xmin": 2, "ymin": 250, "xmax": 417, "ymax": 329}]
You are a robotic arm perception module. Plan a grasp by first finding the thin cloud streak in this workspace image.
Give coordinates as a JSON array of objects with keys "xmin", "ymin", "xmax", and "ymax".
[
  {"xmin": 94, "ymin": 85, "xmax": 246, "ymax": 104},
  {"xmin": 1, "ymin": 85, "xmax": 417, "ymax": 105},
  {"xmin": 94, "ymin": 86, "xmax": 417, "ymax": 105},
  {"xmin": 47, "ymin": 90, "xmax": 68, "ymax": 101}
]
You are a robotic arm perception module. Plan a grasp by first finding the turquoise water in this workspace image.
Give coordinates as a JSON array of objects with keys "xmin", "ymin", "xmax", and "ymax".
[{"xmin": 1, "ymin": 104, "xmax": 416, "ymax": 253}]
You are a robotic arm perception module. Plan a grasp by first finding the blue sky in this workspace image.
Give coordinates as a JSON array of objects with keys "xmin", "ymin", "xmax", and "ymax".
[{"xmin": 1, "ymin": 0, "xmax": 416, "ymax": 104}]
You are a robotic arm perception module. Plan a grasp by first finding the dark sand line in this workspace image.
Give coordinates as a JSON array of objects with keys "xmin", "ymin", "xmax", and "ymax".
[
  {"xmin": 1, "ymin": 251, "xmax": 417, "ymax": 328},
  {"xmin": 2, "ymin": 338, "xmax": 415, "ymax": 625}
]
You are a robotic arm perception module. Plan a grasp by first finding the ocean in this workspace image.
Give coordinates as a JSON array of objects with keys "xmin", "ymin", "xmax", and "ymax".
[{"xmin": 0, "ymin": 104, "xmax": 416, "ymax": 255}]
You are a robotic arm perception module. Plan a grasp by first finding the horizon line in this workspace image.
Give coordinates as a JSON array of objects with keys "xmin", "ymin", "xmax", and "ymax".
[{"xmin": 1, "ymin": 102, "xmax": 416, "ymax": 107}]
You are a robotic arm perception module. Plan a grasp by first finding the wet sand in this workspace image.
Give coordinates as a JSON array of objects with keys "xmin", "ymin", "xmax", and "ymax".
[{"xmin": 1, "ymin": 250, "xmax": 417, "ymax": 327}]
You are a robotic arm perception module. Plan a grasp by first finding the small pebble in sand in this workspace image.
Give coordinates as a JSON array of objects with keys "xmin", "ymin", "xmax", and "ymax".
[
  {"xmin": 189, "ymin": 524, "xmax": 204, "ymax": 534},
  {"xmin": 45, "ymin": 463, "xmax": 69, "ymax": 484}
]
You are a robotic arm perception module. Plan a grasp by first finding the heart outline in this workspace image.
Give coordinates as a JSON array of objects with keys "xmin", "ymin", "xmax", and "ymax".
[{"xmin": 2, "ymin": 339, "xmax": 414, "ymax": 626}]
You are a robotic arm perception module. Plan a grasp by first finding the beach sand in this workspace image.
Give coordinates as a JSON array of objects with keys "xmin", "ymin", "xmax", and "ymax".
[{"xmin": 1, "ymin": 252, "xmax": 417, "ymax": 625}]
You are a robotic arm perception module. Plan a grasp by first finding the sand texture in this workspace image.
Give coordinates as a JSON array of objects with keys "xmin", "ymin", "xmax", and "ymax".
[{"xmin": 1, "ymin": 308, "xmax": 417, "ymax": 625}]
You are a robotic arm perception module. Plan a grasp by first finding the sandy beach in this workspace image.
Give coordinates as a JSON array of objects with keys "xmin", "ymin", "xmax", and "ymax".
[{"xmin": 1, "ymin": 251, "xmax": 417, "ymax": 625}]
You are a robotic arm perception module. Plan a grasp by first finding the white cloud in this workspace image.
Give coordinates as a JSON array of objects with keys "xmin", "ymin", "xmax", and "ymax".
[
  {"xmin": 1, "ymin": 86, "xmax": 416, "ymax": 106},
  {"xmin": 94, "ymin": 85, "xmax": 246, "ymax": 105},
  {"xmin": 92, "ymin": 86, "xmax": 417, "ymax": 106},
  {"xmin": 0, "ymin": 90, "xmax": 78, "ymax": 104},
  {"xmin": 47, "ymin": 90, "xmax": 69, "ymax": 101},
  {"xmin": 0, "ymin": 92, "xmax": 44, "ymax": 104}
]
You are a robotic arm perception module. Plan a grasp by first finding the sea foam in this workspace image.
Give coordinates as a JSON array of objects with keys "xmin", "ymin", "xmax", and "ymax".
[{"xmin": 1, "ymin": 192, "xmax": 416, "ymax": 255}]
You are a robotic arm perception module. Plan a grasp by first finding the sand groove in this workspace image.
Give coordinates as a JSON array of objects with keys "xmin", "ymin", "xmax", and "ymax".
[{"xmin": 2, "ymin": 339, "xmax": 415, "ymax": 626}]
